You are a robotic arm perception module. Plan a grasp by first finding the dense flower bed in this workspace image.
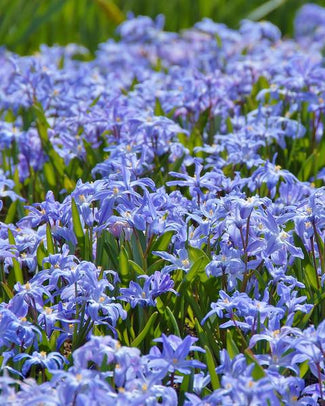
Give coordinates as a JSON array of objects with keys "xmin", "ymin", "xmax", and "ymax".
[{"xmin": 1, "ymin": 4, "xmax": 325, "ymax": 405}]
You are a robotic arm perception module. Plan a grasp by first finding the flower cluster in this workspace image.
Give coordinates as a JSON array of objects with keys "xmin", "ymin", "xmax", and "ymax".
[{"xmin": 0, "ymin": 4, "xmax": 325, "ymax": 404}]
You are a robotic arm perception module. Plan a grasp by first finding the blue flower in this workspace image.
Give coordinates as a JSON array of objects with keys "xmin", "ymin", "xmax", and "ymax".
[
  {"xmin": 119, "ymin": 271, "xmax": 176, "ymax": 308},
  {"xmin": 14, "ymin": 351, "xmax": 66, "ymax": 377},
  {"xmin": 152, "ymin": 248, "xmax": 191, "ymax": 273},
  {"xmin": 147, "ymin": 334, "xmax": 206, "ymax": 375}
]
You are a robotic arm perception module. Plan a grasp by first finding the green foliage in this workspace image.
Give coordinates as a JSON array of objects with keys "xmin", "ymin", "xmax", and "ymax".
[
  {"xmin": 1, "ymin": 1, "xmax": 325, "ymax": 397},
  {"xmin": 1, "ymin": 0, "xmax": 324, "ymax": 55}
]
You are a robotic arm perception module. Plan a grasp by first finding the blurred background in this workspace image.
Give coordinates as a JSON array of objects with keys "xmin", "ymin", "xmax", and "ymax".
[{"xmin": 0, "ymin": 0, "xmax": 323, "ymax": 55}]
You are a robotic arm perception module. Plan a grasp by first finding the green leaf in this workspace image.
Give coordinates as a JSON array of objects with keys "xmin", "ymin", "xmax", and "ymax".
[
  {"xmin": 8, "ymin": 229, "xmax": 24, "ymax": 284},
  {"xmin": 297, "ymin": 307, "xmax": 314, "ymax": 330},
  {"xmin": 131, "ymin": 311, "xmax": 158, "ymax": 347},
  {"xmin": 154, "ymin": 97, "xmax": 164, "ymax": 116},
  {"xmin": 155, "ymin": 296, "xmax": 165, "ymax": 315},
  {"xmin": 204, "ymin": 345, "xmax": 220, "ymax": 390},
  {"xmin": 185, "ymin": 255, "xmax": 209, "ymax": 283},
  {"xmin": 179, "ymin": 373, "xmax": 194, "ymax": 406},
  {"xmin": 305, "ymin": 263, "xmax": 319, "ymax": 291},
  {"xmin": 226, "ymin": 330, "xmax": 240, "ymax": 359},
  {"xmin": 151, "ymin": 230, "xmax": 174, "ymax": 253},
  {"xmin": 166, "ymin": 306, "xmax": 181, "ymax": 336},
  {"xmin": 33, "ymin": 102, "xmax": 65, "ymax": 179},
  {"xmin": 83, "ymin": 139, "xmax": 99, "ymax": 169},
  {"xmin": 299, "ymin": 360, "xmax": 309, "ymax": 378},
  {"xmin": 43, "ymin": 162, "xmax": 57, "ymax": 189},
  {"xmin": 147, "ymin": 259, "xmax": 165, "ymax": 274},
  {"xmin": 130, "ymin": 231, "xmax": 145, "ymax": 268},
  {"xmin": 5, "ymin": 200, "xmax": 18, "ymax": 224},
  {"xmin": 71, "ymin": 198, "xmax": 84, "ymax": 244},
  {"xmin": 246, "ymin": 75, "xmax": 270, "ymax": 110},
  {"xmin": 247, "ymin": 0, "xmax": 287, "ymax": 21},
  {"xmin": 1, "ymin": 282, "xmax": 14, "ymax": 300},
  {"xmin": 298, "ymin": 150, "xmax": 317, "ymax": 181},
  {"xmin": 99, "ymin": 231, "xmax": 119, "ymax": 269},
  {"xmin": 84, "ymin": 228, "xmax": 92, "ymax": 261},
  {"xmin": 128, "ymin": 260, "xmax": 146, "ymax": 276},
  {"xmin": 93, "ymin": 0, "xmax": 124, "ymax": 24},
  {"xmin": 188, "ymin": 246, "xmax": 209, "ymax": 263},
  {"xmin": 194, "ymin": 317, "xmax": 220, "ymax": 359},
  {"xmin": 119, "ymin": 246, "xmax": 130, "ymax": 285},
  {"xmin": 11, "ymin": 0, "xmax": 67, "ymax": 47},
  {"xmin": 36, "ymin": 240, "xmax": 48, "ymax": 269},
  {"xmin": 244, "ymin": 348, "xmax": 265, "ymax": 380},
  {"xmin": 194, "ymin": 318, "xmax": 209, "ymax": 348},
  {"xmin": 46, "ymin": 223, "xmax": 55, "ymax": 255}
]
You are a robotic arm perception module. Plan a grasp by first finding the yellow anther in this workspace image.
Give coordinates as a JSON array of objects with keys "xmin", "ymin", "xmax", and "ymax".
[
  {"xmin": 272, "ymin": 329, "xmax": 280, "ymax": 337},
  {"xmin": 24, "ymin": 282, "xmax": 31, "ymax": 290},
  {"xmin": 279, "ymin": 231, "xmax": 288, "ymax": 241},
  {"xmin": 181, "ymin": 259, "xmax": 190, "ymax": 268},
  {"xmin": 45, "ymin": 307, "xmax": 53, "ymax": 315}
]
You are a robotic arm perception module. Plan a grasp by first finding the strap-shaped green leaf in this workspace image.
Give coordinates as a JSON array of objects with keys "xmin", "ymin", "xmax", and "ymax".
[
  {"xmin": 8, "ymin": 229, "xmax": 24, "ymax": 284},
  {"xmin": 166, "ymin": 306, "xmax": 181, "ymax": 336},
  {"xmin": 131, "ymin": 311, "xmax": 158, "ymax": 347},
  {"xmin": 204, "ymin": 345, "xmax": 220, "ymax": 390},
  {"xmin": 46, "ymin": 223, "xmax": 55, "ymax": 255},
  {"xmin": 71, "ymin": 198, "xmax": 84, "ymax": 242}
]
